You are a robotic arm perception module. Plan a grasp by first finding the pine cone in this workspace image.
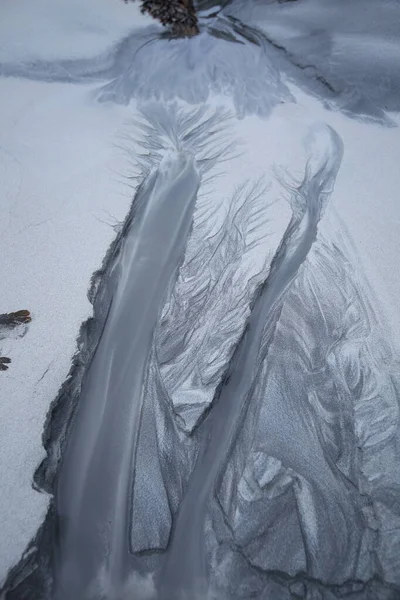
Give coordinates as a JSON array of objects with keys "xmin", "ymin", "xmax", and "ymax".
[{"xmin": 137, "ymin": 0, "xmax": 199, "ymax": 37}]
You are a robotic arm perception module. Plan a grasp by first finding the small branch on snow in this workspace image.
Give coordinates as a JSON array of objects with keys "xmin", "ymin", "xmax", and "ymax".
[
  {"xmin": 0, "ymin": 310, "xmax": 32, "ymax": 372},
  {"xmin": 0, "ymin": 309, "xmax": 32, "ymax": 327}
]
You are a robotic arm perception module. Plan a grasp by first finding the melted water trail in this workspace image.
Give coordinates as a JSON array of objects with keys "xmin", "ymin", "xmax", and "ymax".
[
  {"xmin": 159, "ymin": 125, "xmax": 343, "ymax": 597},
  {"xmin": 54, "ymin": 152, "xmax": 199, "ymax": 600}
]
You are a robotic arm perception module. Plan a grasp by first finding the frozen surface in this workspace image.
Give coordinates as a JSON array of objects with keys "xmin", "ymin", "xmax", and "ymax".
[
  {"xmin": 1, "ymin": 0, "xmax": 400, "ymax": 599},
  {"xmin": 0, "ymin": 0, "xmax": 153, "ymax": 62},
  {"xmin": 230, "ymin": 0, "xmax": 400, "ymax": 122},
  {"xmin": 0, "ymin": 0, "xmax": 152, "ymax": 584}
]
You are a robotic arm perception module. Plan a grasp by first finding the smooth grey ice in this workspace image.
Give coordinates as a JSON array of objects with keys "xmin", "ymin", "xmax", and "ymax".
[{"xmin": 54, "ymin": 152, "xmax": 199, "ymax": 600}]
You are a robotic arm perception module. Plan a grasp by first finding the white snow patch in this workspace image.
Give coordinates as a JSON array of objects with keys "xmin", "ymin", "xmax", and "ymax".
[
  {"xmin": 0, "ymin": 0, "xmax": 151, "ymax": 582},
  {"xmin": 0, "ymin": 0, "xmax": 154, "ymax": 62},
  {"xmin": 0, "ymin": 76, "xmax": 135, "ymax": 582}
]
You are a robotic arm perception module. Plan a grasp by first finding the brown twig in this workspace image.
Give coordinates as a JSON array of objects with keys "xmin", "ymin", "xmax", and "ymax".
[{"xmin": 0, "ymin": 309, "xmax": 32, "ymax": 326}]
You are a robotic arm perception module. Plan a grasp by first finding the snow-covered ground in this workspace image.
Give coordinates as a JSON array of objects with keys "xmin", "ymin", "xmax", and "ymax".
[
  {"xmin": 0, "ymin": 0, "xmax": 155, "ymax": 582},
  {"xmin": 0, "ymin": 0, "xmax": 400, "ymax": 598}
]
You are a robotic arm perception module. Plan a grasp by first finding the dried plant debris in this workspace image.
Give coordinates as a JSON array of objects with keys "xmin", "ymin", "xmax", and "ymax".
[
  {"xmin": 0, "ymin": 310, "xmax": 32, "ymax": 327},
  {"xmin": 127, "ymin": 0, "xmax": 199, "ymax": 37},
  {"xmin": 0, "ymin": 356, "xmax": 11, "ymax": 371},
  {"xmin": 0, "ymin": 310, "xmax": 32, "ymax": 372}
]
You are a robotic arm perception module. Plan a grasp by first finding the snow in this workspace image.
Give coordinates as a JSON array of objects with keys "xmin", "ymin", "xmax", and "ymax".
[
  {"xmin": 0, "ymin": 82, "xmax": 129, "ymax": 581},
  {"xmin": 0, "ymin": 0, "xmax": 294, "ymax": 580},
  {"xmin": 0, "ymin": 0, "xmax": 153, "ymax": 62},
  {"xmin": 0, "ymin": 0, "xmax": 399, "ymax": 593},
  {"xmin": 0, "ymin": 0, "xmax": 151, "ymax": 583}
]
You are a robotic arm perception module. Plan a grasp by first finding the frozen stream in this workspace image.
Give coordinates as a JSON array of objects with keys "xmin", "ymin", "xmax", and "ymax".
[
  {"xmin": 55, "ymin": 124, "xmax": 343, "ymax": 600},
  {"xmin": 54, "ymin": 153, "xmax": 199, "ymax": 599}
]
